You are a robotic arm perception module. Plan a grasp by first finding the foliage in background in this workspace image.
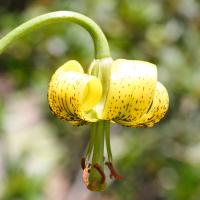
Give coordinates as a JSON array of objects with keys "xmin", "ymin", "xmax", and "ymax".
[{"xmin": 0, "ymin": 0, "xmax": 200, "ymax": 199}]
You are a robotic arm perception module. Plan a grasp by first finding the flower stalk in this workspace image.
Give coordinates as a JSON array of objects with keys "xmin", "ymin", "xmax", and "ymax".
[{"xmin": 0, "ymin": 11, "xmax": 111, "ymax": 59}]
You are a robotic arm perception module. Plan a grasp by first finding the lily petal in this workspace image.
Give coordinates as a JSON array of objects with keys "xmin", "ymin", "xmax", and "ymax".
[
  {"xmin": 101, "ymin": 59, "xmax": 157, "ymax": 121},
  {"xmin": 48, "ymin": 60, "xmax": 102, "ymax": 124},
  {"xmin": 116, "ymin": 82, "xmax": 169, "ymax": 128}
]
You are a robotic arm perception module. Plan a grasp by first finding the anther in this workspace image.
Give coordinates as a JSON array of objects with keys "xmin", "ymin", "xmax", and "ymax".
[
  {"xmin": 83, "ymin": 163, "xmax": 90, "ymax": 187},
  {"xmin": 93, "ymin": 163, "xmax": 106, "ymax": 184},
  {"xmin": 81, "ymin": 157, "xmax": 86, "ymax": 170},
  {"xmin": 105, "ymin": 162, "xmax": 123, "ymax": 180},
  {"xmin": 81, "ymin": 157, "xmax": 90, "ymax": 172}
]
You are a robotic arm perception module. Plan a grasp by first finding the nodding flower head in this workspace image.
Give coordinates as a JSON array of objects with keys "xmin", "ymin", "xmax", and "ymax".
[
  {"xmin": 48, "ymin": 57, "xmax": 169, "ymax": 192},
  {"xmin": 48, "ymin": 58, "xmax": 168, "ymax": 128}
]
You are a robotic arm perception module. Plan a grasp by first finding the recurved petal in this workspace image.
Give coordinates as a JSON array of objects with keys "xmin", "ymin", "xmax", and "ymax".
[
  {"xmin": 48, "ymin": 60, "xmax": 102, "ymax": 124},
  {"xmin": 116, "ymin": 82, "xmax": 169, "ymax": 128},
  {"xmin": 101, "ymin": 59, "xmax": 157, "ymax": 121},
  {"xmin": 101, "ymin": 59, "xmax": 134, "ymax": 120},
  {"xmin": 118, "ymin": 60, "xmax": 157, "ymax": 121}
]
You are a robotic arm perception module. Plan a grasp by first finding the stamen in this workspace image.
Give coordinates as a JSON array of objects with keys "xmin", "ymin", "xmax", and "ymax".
[
  {"xmin": 81, "ymin": 157, "xmax": 90, "ymax": 172},
  {"xmin": 93, "ymin": 163, "xmax": 106, "ymax": 184},
  {"xmin": 83, "ymin": 163, "xmax": 90, "ymax": 187},
  {"xmin": 81, "ymin": 157, "xmax": 86, "ymax": 170},
  {"xmin": 105, "ymin": 162, "xmax": 124, "ymax": 180}
]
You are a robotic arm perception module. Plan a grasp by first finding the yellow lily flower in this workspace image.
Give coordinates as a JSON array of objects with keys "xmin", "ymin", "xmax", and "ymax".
[
  {"xmin": 48, "ymin": 57, "xmax": 169, "ymax": 192},
  {"xmin": 48, "ymin": 59, "xmax": 169, "ymax": 128}
]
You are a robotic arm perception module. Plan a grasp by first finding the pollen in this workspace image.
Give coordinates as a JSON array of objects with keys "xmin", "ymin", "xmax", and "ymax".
[{"xmin": 83, "ymin": 163, "xmax": 91, "ymax": 187}]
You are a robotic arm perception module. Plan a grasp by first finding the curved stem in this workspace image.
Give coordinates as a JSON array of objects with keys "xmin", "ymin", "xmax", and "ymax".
[{"xmin": 0, "ymin": 11, "xmax": 111, "ymax": 59}]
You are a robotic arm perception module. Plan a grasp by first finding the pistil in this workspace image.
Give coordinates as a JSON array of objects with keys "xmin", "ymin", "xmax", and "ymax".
[
  {"xmin": 87, "ymin": 120, "xmax": 106, "ymax": 191},
  {"xmin": 81, "ymin": 120, "xmax": 123, "ymax": 192}
]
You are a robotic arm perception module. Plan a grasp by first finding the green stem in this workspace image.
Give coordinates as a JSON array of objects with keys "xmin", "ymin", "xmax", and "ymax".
[{"xmin": 0, "ymin": 11, "xmax": 111, "ymax": 59}]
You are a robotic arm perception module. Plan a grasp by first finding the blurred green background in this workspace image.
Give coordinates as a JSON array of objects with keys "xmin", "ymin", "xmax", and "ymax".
[{"xmin": 0, "ymin": 0, "xmax": 200, "ymax": 199}]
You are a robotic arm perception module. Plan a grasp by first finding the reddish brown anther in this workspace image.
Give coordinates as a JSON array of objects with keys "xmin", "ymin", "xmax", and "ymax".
[
  {"xmin": 93, "ymin": 163, "xmax": 106, "ymax": 184},
  {"xmin": 83, "ymin": 163, "xmax": 90, "ymax": 187},
  {"xmin": 81, "ymin": 157, "xmax": 86, "ymax": 170},
  {"xmin": 81, "ymin": 157, "xmax": 90, "ymax": 173},
  {"xmin": 105, "ymin": 162, "xmax": 123, "ymax": 180}
]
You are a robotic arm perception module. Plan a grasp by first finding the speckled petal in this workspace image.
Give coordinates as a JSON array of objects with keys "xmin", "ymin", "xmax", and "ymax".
[
  {"xmin": 116, "ymin": 82, "xmax": 169, "ymax": 128},
  {"xmin": 101, "ymin": 59, "xmax": 157, "ymax": 121},
  {"xmin": 101, "ymin": 59, "xmax": 135, "ymax": 120},
  {"xmin": 48, "ymin": 60, "xmax": 102, "ymax": 124}
]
